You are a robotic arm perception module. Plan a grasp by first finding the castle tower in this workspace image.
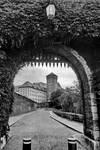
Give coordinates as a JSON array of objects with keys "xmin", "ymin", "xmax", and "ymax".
[{"xmin": 46, "ymin": 72, "xmax": 58, "ymax": 101}]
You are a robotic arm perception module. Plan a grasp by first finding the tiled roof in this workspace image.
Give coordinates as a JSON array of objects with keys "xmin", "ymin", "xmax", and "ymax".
[
  {"xmin": 20, "ymin": 81, "xmax": 33, "ymax": 87},
  {"xmin": 33, "ymin": 82, "xmax": 47, "ymax": 91},
  {"xmin": 18, "ymin": 81, "xmax": 47, "ymax": 92},
  {"xmin": 15, "ymin": 81, "xmax": 62, "ymax": 91},
  {"xmin": 46, "ymin": 72, "xmax": 57, "ymax": 77}
]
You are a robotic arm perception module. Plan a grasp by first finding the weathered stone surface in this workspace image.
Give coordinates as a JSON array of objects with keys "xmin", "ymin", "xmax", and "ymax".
[
  {"xmin": 11, "ymin": 93, "xmax": 37, "ymax": 116},
  {"xmin": 0, "ymin": 42, "xmax": 100, "ymax": 150},
  {"xmin": 73, "ymin": 134, "xmax": 100, "ymax": 150}
]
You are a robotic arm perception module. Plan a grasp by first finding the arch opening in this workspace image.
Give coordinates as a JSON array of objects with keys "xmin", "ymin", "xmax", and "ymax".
[
  {"xmin": 14, "ymin": 58, "xmax": 82, "ymax": 113},
  {"xmin": 0, "ymin": 44, "xmax": 99, "ymax": 150}
]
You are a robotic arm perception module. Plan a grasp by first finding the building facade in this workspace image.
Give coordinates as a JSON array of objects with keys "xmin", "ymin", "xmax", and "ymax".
[
  {"xmin": 15, "ymin": 81, "xmax": 47, "ymax": 103},
  {"xmin": 15, "ymin": 73, "xmax": 62, "ymax": 103}
]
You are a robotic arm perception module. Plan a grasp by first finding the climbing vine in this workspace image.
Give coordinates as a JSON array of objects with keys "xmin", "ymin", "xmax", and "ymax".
[
  {"xmin": 0, "ymin": 0, "xmax": 100, "ymax": 139},
  {"xmin": 0, "ymin": 51, "xmax": 19, "ymax": 138},
  {"xmin": 0, "ymin": 0, "xmax": 100, "ymax": 50}
]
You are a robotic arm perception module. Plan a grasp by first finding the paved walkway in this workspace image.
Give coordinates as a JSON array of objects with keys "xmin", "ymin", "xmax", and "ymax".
[
  {"xmin": 50, "ymin": 111, "xmax": 83, "ymax": 133},
  {"xmin": 9, "ymin": 110, "xmax": 83, "ymax": 134},
  {"xmin": 9, "ymin": 111, "xmax": 35, "ymax": 127},
  {"xmin": 1, "ymin": 111, "xmax": 35, "ymax": 150},
  {"xmin": 4, "ymin": 109, "xmax": 80, "ymax": 150}
]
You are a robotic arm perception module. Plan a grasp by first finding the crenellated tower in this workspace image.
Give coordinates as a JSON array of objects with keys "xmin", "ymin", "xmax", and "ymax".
[{"xmin": 46, "ymin": 72, "xmax": 58, "ymax": 101}]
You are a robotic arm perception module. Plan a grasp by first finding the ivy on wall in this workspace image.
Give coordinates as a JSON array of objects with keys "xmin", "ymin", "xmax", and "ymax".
[
  {"xmin": 0, "ymin": 51, "xmax": 19, "ymax": 138},
  {"xmin": 0, "ymin": 0, "xmax": 100, "ymax": 139},
  {"xmin": 0, "ymin": 0, "xmax": 100, "ymax": 50}
]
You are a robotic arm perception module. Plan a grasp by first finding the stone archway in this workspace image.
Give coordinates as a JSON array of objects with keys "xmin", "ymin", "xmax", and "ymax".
[
  {"xmin": 44, "ymin": 45, "xmax": 99, "ymax": 137},
  {"xmin": 0, "ymin": 1, "xmax": 100, "ymax": 149},
  {"xmin": 44, "ymin": 44, "xmax": 100, "ymax": 149},
  {"xmin": 0, "ymin": 44, "xmax": 100, "ymax": 149}
]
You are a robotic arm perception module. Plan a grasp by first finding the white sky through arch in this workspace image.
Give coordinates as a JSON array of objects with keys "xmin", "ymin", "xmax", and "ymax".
[{"xmin": 14, "ymin": 63, "xmax": 78, "ymax": 89}]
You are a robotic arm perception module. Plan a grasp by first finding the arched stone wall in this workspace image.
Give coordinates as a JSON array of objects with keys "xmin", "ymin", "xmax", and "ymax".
[
  {"xmin": 0, "ymin": 44, "xmax": 100, "ymax": 149},
  {"xmin": 43, "ymin": 45, "xmax": 100, "ymax": 142}
]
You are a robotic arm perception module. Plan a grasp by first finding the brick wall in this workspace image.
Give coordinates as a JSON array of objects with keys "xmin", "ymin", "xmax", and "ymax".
[{"xmin": 11, "ymin": 93, "xmax": 37, "ymax": 116}]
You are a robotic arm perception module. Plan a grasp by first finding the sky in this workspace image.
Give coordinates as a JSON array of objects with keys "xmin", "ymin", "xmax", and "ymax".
[{"xmin": 14, "ymin": 63, "xmax": 78, "ymax": 89}]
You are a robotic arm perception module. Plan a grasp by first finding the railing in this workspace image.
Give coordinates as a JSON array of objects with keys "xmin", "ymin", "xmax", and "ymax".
[{"xmin": 53, "ymin": 109, "xmax": 83, "ymax": 123}]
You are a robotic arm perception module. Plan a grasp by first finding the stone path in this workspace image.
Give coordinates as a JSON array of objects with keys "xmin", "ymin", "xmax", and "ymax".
[
  {"xmin": 9, "ymin": 111, "xmax": 35, "ymax": 127},
  {"xmin": 4, "ymin": 109, "xmax": 81, "ymax": 150}
]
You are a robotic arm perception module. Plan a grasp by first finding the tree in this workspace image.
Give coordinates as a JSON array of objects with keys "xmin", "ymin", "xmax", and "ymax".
[
  {"xmin": 50, "ymin": 89, "xmax": 64, "ymax": 109},
  {"xmin": 0, "ymin": 0, "xmax": 99, "ymax": 138},
  {"xmin": 70, "ymin": 81, "xmax": 83, "ymax": 114},
  {"xmin": 59, "ymin": 92, "xmax": 74, "ymax": 112},
  {"xmin": 0, "ymin": 0, "xmax": 100, "ymax": 50},
  {"xmin": 59, "ymin": 81, "xmax": 83, "ymax": 114}
]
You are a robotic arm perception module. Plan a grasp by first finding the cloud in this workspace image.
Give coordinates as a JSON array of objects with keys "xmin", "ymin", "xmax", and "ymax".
[{"xmin": 14, "ymin": 64, "xmax": 78, "ymax": 88}]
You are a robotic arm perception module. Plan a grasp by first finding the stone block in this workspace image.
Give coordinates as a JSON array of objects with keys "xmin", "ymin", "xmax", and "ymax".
[
  {"xmin": 92, "ymin": 120, "xmax": 100, "ymax": 131},
  {"xmin": 0, "ymin": 136, "xmax": 6, "ymax": 150},
  {"xmin": 73, "ymin": 134, "xmax": 100, "ymax": 150},
  {"xmin": 93, "ymin": 130, "xmax": 100, "ymax": 141}
]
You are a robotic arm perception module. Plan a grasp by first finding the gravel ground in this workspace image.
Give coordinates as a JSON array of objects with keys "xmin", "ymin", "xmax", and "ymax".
[{"xmin": 4, "ymin": 109, "xmax": 80, "ymax": 150}]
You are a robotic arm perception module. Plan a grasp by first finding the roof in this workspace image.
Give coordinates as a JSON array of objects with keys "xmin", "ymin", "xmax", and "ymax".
[
  {"xmin": 20, "ymin": 81, "xmax": 33, "ymax": 88},
  {"xmin": 17, "ymin": 81, "xmax": 47, "ymax": 92},
  {"xmin": 46, "ymin": 72, "xmax": 58, "ymax": 77},
  {"xmin": 33, "ymin": 82, "xmax": 47, "ymax": 89}
]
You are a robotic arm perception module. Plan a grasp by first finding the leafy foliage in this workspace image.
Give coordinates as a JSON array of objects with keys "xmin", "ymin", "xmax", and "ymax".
[
  {"xmin": 0, "ymin": 52, "xmax": 19, "ymax": 138},
  {"xmin": 0, "ymin": 0, "xmax": 99, "ymax": 139},
  {"xmin": 59, "ymin": 93, "xmax": 74, "ymax": 112},
  {"xmin": 50, "ymin": 82, "xmax": 83, "ymax": 113},
  {"xmin": 50, "ymin": 89, "xmax": 63, "ymax": 108},
  {"xmin": 0, "ymin": 0, "xmax": 100, "ymax": 49},
  {"xmin": 59, "ymin": 81, "xmax": 83, "ymax": 114}
]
